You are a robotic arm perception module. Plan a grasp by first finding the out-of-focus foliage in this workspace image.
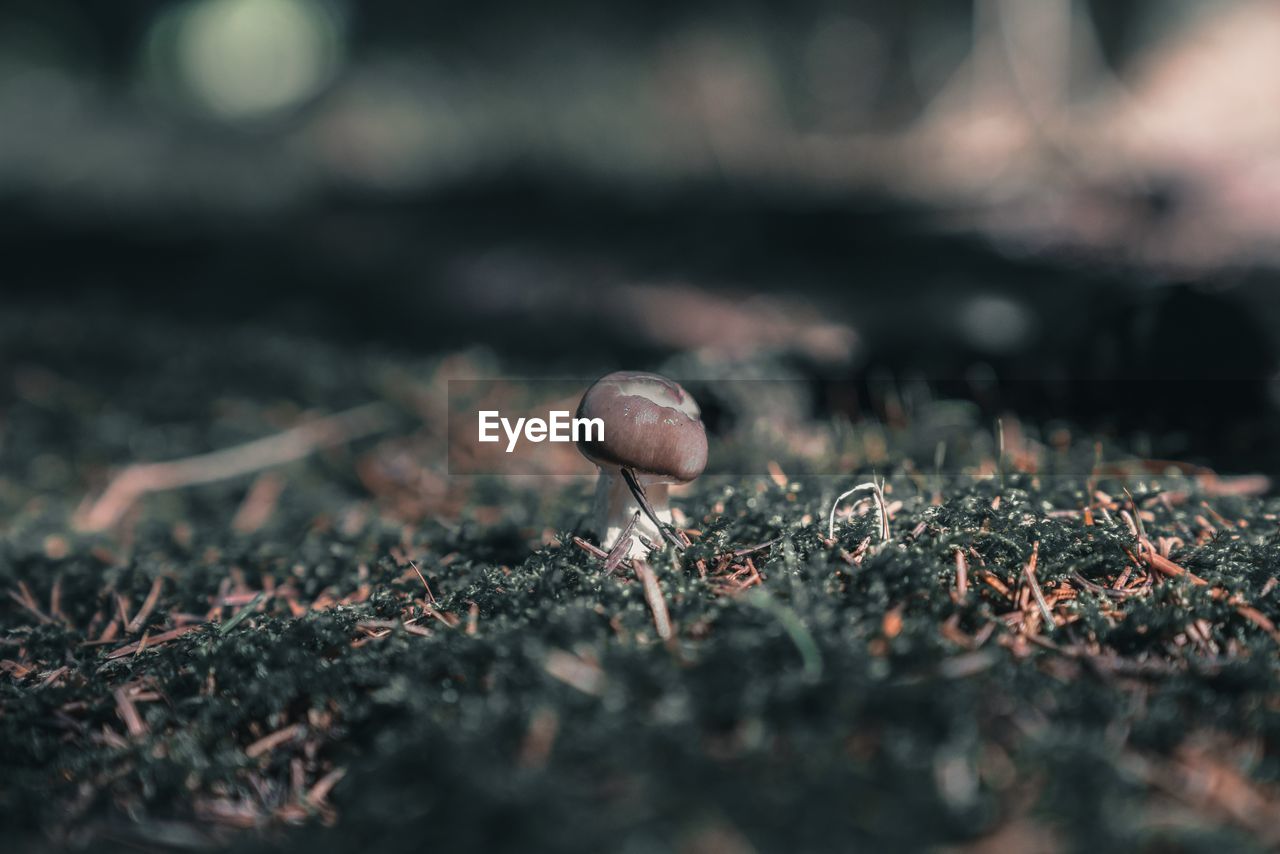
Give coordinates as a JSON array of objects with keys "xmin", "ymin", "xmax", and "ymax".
[{"xmin": 2, "ymin": 0, "xmax": 1280, "ymax": 267}]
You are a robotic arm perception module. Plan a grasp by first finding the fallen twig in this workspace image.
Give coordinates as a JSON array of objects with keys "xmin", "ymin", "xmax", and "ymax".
[
  {"xmin": 572, "ymin": 537, "xmax": 608, "ymax": 559},
  {"xmin": 306, "ymin": 767, "xmax": 347, "ymax": 807},
  {"xmin": 1023, "ymin": 541, "xmax": 1054, "ymax": 628},
  {"xmin": 49, "ymin": 577, "xmax": 69, "ymax": 626},
  {"xmin": 114, "ymin": 687, "xmax": 147, "ymax": 737},
  {"xmin": 127, "ymin": 576, "xmax": 165, "ymax": 634},
  {"xmin": 544, "ymin": 650, "xmax": 605, "ymax": 696},
  {"xmin": 731, "ymin": 537, "xmax": 782, "ymax": 559},
  {"xmin": 1135, "ymin": 538, "xmax": 1208, "ymax": 585},
  {"xmin": 954, "ymin": 549, "xmax": 969, "ymax": 599},
  {"xmin": 518, "ymin": 707, "xmax": 560, "ymax": 769},
  {"xmin": 246, "ymin": 723, "xmax": 305, "ymax": 759},
  {"xmin": 78, "ymin": 403, "xmax": 394, "ymax": 532},
  {"xmin": 106, "ymin": 624, "xmax": 203, "ymax": 659},
  {"xmin": 7, "ymin": 588, "xmax": 53, "ymax": 624},
  {"xmin": 633, "ymin": 559, "xmax": 673, "ymax": 642},
  {"xmin": 603, "ymin": 512, "xmax": 640, "ymax": 574},
  {"xmin": 408, "ymin": 560, "xmax": 438, "ymax": 606},
  {"xmin": 232, "ymin": 472, "xmax": 286, "ymax": 534},
  {"xmin": 1070, "ymin": 571, "xmax": 1149, "ymax": 600},
  {"xmin": 828, "ymin": 480, "xmax": 888, "ymax": 541}
]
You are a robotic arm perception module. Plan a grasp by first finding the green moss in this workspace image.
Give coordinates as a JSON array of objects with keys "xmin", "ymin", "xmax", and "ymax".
[{"xmin": 3, "ymin": 310, "xmax": 1280, "ymax": 852}]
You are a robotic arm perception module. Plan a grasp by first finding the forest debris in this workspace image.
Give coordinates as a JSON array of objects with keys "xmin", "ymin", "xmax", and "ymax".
[
  {"xmin": 883, "ymin": 606, "xmax": 903, "ymax": 639},
  {"xmin": 408, "ymin": 560, "xmax": 439, "ymax": 607},
  {"xmin": 518, "ymin": 707, "xmax": 560, "ymax": 769},
  {"xmin": 306, "ymin": 767, "xmax": 347, "ymax": 808},
  {"xmin": 603, "ymin": 512, "xmax": 640, "ymax": 574},
  {"xmin": 633, "ymin": 559, "xmax": 673, "ymax": 642},
  {"xmin": 218, "ymin": 592, "xmax": 268, "ymax": 634},
  {"xmin": 1137, "ymin": 538, "xmax": 1208, "ymax": 585},
  {"xmin": 77, "ymin": 403, "xmax": 394, "ymax": 532},
  {"xmin": 544, "ymin": 650, "xmax": 605, "ymax": 696},
  {"xmin": 1124, "ymin": 740, "xmax": 1280, "ymax": 846},
  {"xmin": 195, "ymin": 797, "xmax": 262, "ymax": 828},
  {"xmin": 49, "ymin": 577, "xmax": 69, "ymax": 625},
  {"xmin": 38, "ymin": 666, "xmax": 69, "ymax": 689},
  {"xmin": 572, "ymin": 537, "xmax": 608, "ymax": 559},
  {"xmin": 113, "ymin": 687, "xmax": 147, "ymax": 737},
  {"xmin": 730, "ymin": 538, "xmax": 782, "ymax": 559},
  {"xmin": 126, "ymin": 576, "xmax": 166, "ymax": 634},
  {"xmin": 232, "ymin": 472, "xmax": 286, "ymax": 534},
  {"xmin": 828, "ymin": 480, "xmax": 888, "ymax": 541},
  {"xmin": 106, "ymin": 624, "xmax": 203, "ymax": 660},
  {"xmin": 7, "ymin": 586, "xmax": 53, "ymax": 625},
  {"xmin": 1022, "ymin": 542, "xmax": 1054, "ymax": 628},
  {"xmin": 246, "ymin": 723, "xmax": 305, "ymax": 759}
]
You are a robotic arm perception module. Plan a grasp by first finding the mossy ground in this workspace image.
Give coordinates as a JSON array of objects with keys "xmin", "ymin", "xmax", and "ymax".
[{"xmin": 3, "ymin": 303, "xmax": 1280, "ymax": 853}]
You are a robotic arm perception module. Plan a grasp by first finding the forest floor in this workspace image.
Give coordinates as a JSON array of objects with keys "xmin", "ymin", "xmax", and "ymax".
[{"xmin": 3, "ymin": 298, "xmax": 1280, "ymax": 854}]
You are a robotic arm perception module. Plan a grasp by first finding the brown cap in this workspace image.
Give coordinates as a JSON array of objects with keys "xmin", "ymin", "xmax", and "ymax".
[{"xmin": 575, "ymin": 371, "xmax": 707, "ymax": 482}]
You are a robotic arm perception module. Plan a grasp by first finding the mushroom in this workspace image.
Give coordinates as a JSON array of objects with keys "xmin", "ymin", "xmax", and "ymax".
[{"xmin": 575, "ymin": 371, "xmax": 707, "ymax": 559}]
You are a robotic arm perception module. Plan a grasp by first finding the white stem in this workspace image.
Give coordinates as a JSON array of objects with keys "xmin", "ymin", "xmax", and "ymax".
[{"xmin": 594, "ymin": 471, "xmax": 670, "ymax": 559}]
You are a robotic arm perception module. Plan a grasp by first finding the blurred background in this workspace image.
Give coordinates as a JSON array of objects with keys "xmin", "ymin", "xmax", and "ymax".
[{"xmin": 3, "ymin": 0, "xmax": 1279, "ymax": 473}]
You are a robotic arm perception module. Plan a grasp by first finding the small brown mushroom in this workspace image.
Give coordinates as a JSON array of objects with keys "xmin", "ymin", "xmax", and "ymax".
[{"xmin": 576, "ymin": 371, "xmax": 707, "ymax": 559}]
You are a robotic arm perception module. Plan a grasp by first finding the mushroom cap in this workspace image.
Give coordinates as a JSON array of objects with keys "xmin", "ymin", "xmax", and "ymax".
[{"xmin": 575, "ymin": 371, "xmax": 707, "ymax": 483}]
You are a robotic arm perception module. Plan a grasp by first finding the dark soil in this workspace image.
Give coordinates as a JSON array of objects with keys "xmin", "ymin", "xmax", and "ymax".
[{"xmin": 3, "ymin": 202, "xmax": 1280, "ymax": 853}]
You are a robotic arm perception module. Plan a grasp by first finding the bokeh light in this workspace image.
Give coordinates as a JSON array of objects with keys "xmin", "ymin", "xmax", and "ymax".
[
  {"xmin": 959, "ymin": 294, "xmax": 1034, "ymax": 354},
  {"xmin": 145, "ymin": 0, "xmax": 343, "ymax": 123}
]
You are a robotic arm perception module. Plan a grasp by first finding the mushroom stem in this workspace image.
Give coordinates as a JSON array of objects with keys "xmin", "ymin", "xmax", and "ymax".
[{"xmin": 594, "ymin": 470, "xmax": 670, "ymax": 559}]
